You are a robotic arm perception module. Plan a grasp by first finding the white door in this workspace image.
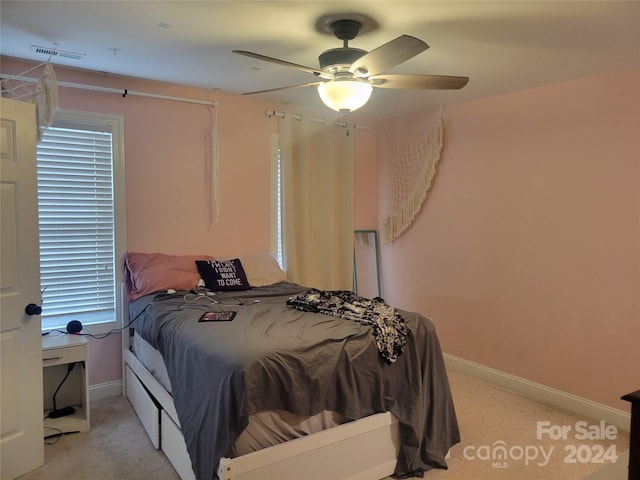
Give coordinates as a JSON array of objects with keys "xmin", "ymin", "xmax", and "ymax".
[{"xmin": 1, "ymin": 97, "xmax": 44, "ymax": 479}]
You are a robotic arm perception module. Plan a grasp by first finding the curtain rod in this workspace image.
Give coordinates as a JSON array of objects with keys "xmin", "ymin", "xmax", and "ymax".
[
  {"xmin": 0, "ymin": 73, "xmax": 218, "ymax": 107},
  {"xmin": 265, "ymin": 109, "xmax": 371, "ymax": 131}
]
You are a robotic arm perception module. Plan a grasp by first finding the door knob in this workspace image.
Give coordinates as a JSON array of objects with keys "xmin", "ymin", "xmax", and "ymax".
[{"xmin": 25, "ymin": 303, "xmax": 42, "ymax": 316}]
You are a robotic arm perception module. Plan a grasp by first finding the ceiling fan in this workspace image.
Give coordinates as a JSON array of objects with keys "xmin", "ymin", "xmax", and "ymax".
[{"xmin": 233, "ymin": 19, "xmax": 469, "ymax": 114}]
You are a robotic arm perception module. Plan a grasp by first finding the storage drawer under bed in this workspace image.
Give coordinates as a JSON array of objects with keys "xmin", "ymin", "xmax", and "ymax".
[
  {"xmin": 125, "ymin": 365, "xmax": 160, "ymax": 449},
  {"xmin": 162, "ymin": 409, "xmax": 196, "ymax": 480},
  {"xmin": 126, "ymin": 363, "xmax": 196, "ymax": 480}
]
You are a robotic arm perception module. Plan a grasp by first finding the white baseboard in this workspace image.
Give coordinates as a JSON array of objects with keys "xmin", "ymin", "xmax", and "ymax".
[
  {"xmin": 444, "ymin": 353, "xmax": 631, "ymax": 433},
  {"xmin": 89, "ymin": 380, "xmax": 123, "ymax": 403}
]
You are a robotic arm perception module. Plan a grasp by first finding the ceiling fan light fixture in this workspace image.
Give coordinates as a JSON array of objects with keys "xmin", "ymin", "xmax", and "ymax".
[{"xmin": 317, "ymin": 79, "xmax": 373, "ymax": 114}]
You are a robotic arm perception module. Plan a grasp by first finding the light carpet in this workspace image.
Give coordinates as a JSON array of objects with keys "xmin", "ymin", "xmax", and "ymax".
[{"xmin": 17, "ymin": 368, "xmax": 630, "ymax": 480}]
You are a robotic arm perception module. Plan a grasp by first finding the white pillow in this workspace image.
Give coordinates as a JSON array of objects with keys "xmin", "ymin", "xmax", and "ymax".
[{"xmin": 220, "ymin": 252, "xmax": 287, "ymax": 287}]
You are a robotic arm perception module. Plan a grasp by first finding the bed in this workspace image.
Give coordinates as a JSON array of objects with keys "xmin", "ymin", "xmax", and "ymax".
[{"xmin": 122, "ymin": 252, "xmax": 460, "ymax": 480}]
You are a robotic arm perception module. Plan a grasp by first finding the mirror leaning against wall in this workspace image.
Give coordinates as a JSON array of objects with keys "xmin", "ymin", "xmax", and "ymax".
[{"xmin": 353, "ymin": 230, "xmax": 381, "ymax": 299}]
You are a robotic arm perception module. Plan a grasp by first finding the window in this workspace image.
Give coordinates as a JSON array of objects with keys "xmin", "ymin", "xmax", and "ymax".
[{"xmin": 37, "ymin": 110, "xmax": 125, "ymax": 332}]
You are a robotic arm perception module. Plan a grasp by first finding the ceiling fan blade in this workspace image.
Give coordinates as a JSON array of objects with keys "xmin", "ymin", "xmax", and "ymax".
[
  {"xmin": 241, "ymin": 82, "xmax": 324, "ymax": 95},
  {"xmin": 370, "ymin": 74, "xmax": 469, "ymax": 90},
  {"xmin": 349, "ymin": 35, "xmax": 429, "ymax": 77},
  {"xmin": 233, "ymin": 50, "xmax": 330, "ymax": 78}
]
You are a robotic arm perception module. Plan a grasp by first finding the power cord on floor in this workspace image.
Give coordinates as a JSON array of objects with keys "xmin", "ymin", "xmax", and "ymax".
[
  {"xmin": 46, "ymin": 362, "xmax": 76, "ymax": 419},
  {"xmin": 44, "ymin": 426, "xmax": 65, "ymax": 444}
]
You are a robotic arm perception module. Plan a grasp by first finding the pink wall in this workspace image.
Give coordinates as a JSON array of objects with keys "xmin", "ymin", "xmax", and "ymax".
[
  {"xmin": 86, "ymin": 333, "xmax": 121, "ymax": 386},
  {"xmin": 378, "ymin": 68, "xmax": 640, "ymax": 410},
  {"xmin": 1, "ymin": 57, "xmax": 378, "ymax": 387}
]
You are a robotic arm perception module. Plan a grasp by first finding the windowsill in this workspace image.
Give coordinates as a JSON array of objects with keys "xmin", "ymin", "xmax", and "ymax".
[
  {"xmin": 41, "ymin": 311, "xmax": 120, "ymax": 336},
  {"xmin": 42, "ymin": 320, "xmax": 120, "ymax": 337}
]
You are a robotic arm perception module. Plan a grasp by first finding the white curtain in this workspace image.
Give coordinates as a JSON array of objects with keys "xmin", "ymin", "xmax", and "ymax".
[{"xmin": 279, "ymin": 112, "xmax": 354, "ymax": 290}]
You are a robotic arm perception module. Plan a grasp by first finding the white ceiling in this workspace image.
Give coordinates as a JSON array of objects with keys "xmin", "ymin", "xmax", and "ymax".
[{"xmin": 1, "ymin": 1, "xmax": 639, "ymax": 119}]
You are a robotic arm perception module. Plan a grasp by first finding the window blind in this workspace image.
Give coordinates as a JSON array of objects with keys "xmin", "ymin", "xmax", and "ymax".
[{"xmin": 37, "ymin": 126, "xmax": 116, "ymax": 324}]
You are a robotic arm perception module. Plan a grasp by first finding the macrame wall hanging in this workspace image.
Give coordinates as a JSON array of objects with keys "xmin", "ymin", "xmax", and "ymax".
[
  {"xmin": 204, "ymin": 99, "xmax": 220, "ymax": 225},
  {"xmin": 33, "ymin": 62, "xmax": 59, "ymax": 141},
  {"xmin": 380, "ymin": 112, "xmax": 443, "ymax": 244},
  {"xmin": 1, "ymin": 61, "xmax": 59, "ymax": 140}
]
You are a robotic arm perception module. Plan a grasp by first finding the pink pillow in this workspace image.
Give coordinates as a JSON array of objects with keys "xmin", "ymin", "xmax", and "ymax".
[{"xmin": 124, "ymin": 252, "xmax": 212, "ymax": 301}]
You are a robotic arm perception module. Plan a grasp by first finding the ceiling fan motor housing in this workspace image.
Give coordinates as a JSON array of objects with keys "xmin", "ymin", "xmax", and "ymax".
[
  {"xmin": 318, "ymin": 19, "xmax": 368, "ymax": 71},
  {"xmin": 319, "ymin": 48, "xmax": 367, "ymax": 70}
]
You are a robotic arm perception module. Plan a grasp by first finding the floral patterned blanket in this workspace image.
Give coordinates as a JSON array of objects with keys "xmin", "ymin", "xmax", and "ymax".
[{"xmin": 287, "ymin": 288, "xmax": 408, "ymax": 364}]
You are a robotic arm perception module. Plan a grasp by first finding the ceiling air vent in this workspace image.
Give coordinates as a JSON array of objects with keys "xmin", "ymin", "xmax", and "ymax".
[{"xmin": 30, "ymin": 45, "xmax": 86, "ymax": 61}]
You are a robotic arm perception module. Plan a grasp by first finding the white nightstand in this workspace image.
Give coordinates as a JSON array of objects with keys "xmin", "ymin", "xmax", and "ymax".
[{"xmin": 42, "ymin": 334, "xmax": 90, "ymax": 437}]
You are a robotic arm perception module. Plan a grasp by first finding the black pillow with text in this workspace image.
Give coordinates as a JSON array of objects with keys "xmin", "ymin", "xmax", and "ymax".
[{"xmin": 196, "ymin": 259, "xmax": 251, "ymax": 291}]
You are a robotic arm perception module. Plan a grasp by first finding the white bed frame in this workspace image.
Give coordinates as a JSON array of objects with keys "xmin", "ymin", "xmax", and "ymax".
[{"xmin": 124, "ymin": 348, "xmax": 401, "ymax": 480}]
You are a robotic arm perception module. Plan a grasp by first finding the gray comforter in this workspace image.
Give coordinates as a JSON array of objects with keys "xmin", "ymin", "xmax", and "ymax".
[{"xmin": 130, "ymin": 282, "xmax": 460, "ymax": 480}]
